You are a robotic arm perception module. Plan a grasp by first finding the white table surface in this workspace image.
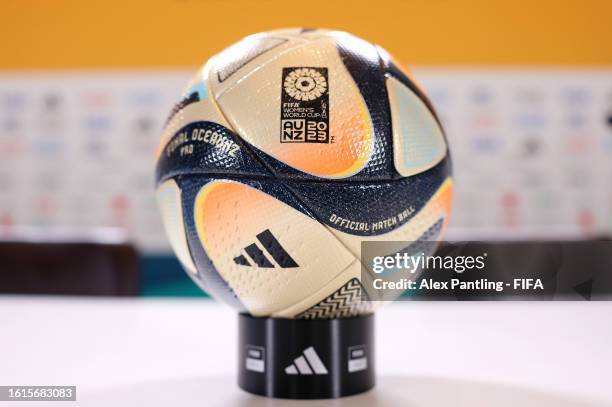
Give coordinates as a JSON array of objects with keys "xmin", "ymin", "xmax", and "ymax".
[{"xmin": 0, "ymin": 297, "xmax": 610, "ymax": 406}]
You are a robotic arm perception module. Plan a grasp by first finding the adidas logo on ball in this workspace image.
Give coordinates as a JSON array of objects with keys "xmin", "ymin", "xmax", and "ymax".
[{"xmin": 233, "ymin": 229, "xmax": 299, "ymax": 268}]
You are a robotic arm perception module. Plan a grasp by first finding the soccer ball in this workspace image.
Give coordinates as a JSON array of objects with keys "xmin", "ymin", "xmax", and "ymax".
[{"xmin": 155, "ymin": 28, "xmax": 453, "ymax": 318}]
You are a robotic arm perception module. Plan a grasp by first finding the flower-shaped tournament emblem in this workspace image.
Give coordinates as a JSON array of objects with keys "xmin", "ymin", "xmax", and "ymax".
[{"xmin": 283, "ymin": 68, "xmax": 327, "ymax": 101}]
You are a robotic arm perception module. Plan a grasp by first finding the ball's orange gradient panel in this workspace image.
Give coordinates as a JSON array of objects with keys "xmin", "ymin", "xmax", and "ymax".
[
  {"xmin": 277, "ymin": 96, "xmax": 373, "ymax": 178},
  {"xmin": 193, "ymin": 180, "xmax": 357, "ymax": 316}
]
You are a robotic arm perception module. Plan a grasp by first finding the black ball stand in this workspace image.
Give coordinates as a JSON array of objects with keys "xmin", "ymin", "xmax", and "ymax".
[{"xmin": 238, "ymin": 313, "xmax": 375, "ymax": 399}]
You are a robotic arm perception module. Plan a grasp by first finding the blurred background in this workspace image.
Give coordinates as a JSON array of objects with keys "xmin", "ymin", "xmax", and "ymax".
[{"xmin": 1, "ymin": 0, "xmax": 611, "ymax": 296}]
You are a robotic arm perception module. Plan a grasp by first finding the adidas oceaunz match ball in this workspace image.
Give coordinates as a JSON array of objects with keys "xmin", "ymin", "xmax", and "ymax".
[{"xmin": 155, "ymin": 28, "xmax": 453, "ymax": 318}]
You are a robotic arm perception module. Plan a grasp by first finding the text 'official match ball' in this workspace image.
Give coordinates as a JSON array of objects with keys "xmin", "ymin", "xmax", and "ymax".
[{"xmin": 155, "ymin": 28, "xmax": 453, "ymax": 318}]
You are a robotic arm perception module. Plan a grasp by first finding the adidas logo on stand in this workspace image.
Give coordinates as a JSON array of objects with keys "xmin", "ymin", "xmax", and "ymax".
[
  {"xmin": 233, "ymin": 229, "xmax": 298, "ymax": 268},
  {"xmin": 284, "ymin": 347, "xmax": 328, "ymax": 375}
]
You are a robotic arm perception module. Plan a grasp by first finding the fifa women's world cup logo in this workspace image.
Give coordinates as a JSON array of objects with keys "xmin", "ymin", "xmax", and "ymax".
[
  {"xmin": 283, "ymin": 68, "xmax": 327, "ymax": 101},
  {"xmin": 280, "ymin": 67, "xmax": 330, "ymax": 143}
]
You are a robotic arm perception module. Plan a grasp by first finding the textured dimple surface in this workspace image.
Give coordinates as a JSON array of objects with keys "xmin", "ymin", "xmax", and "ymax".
[
  {"xmin": 327, "ymin": 177, "xmax": 453, "ymax": 259},
  {"xmin": 178, "ymin": 176, "xmax": 247, "ymax": 311},
  {"xmin": 387, "ymin": 76, "xmax": 447, "ymax": 177},
  {"xmin": 214, "ymin": 36, "xmax": 287, "ymax": 83},
  {"xmin": 333, "ymin": 32, "xmax": 398, "ymax": 180},
  {"xmin": 182, "ymin": 177, "xmax": 356, "ymax": 316},
  {"xmin": 381, "ymin": 52, "xmax": 444, "ymax": 131},
  {"xmin": 157, "ymin": 30, "xmax": 447, "ymax": 183},
  {"xmin": 288, "ymin": 158, "xmax": 450, "ymax": 236},
  {"xmin": 155, "ymin": 121, "xmax": 270, "ymax": 184},
  {"xmin": 154, "ymin": 29, "xmax": 453, "ymax": 316},
  {"xmin": 156, "ymin": 179, "xmax": 197, "ymax": 273},
  {"xmin": 213, "ymin": 36, "xmax": 376, "ymax": 180}
]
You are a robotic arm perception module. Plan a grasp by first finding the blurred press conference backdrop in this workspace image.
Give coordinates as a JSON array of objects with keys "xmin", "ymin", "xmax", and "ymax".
[
  {"xmin": 0, "ymin": 1, "xmax": 611, "ymax": 294},
  {"xmin": 1, "ymin": 69, "xmax": 611, "ymax": 250}
]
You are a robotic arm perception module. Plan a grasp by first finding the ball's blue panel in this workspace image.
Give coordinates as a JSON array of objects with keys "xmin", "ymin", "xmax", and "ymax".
[
  {"xmin": 155, "ymin": 121, "xmax": 272, "ymax": 184},
  {"xmin": 176, "ymin": 174, "xmax": 320, "ymax": 311},
  {"xmin": 156, "ymin": 179, "xmax": 198, "ymax": 274},
  {"xmin": 286, "ymin": 158, "xmax": 451, "ymax": 236},
  {"xmin": 178, "ymin": 175, "xmax": 248, "ymax": 311},
  {"xmin": 165, "ymin": 91, "xmax": 200, "ymax": 124},
  {"xmin": 333, "ymin": 33, "xmax": 398, "ymax": 180}
]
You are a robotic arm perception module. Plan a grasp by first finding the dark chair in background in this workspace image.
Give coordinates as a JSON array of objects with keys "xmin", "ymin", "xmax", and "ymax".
[{"xmin": 0, "ymin": 239, "xmax": 139, "ymax": 296}]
